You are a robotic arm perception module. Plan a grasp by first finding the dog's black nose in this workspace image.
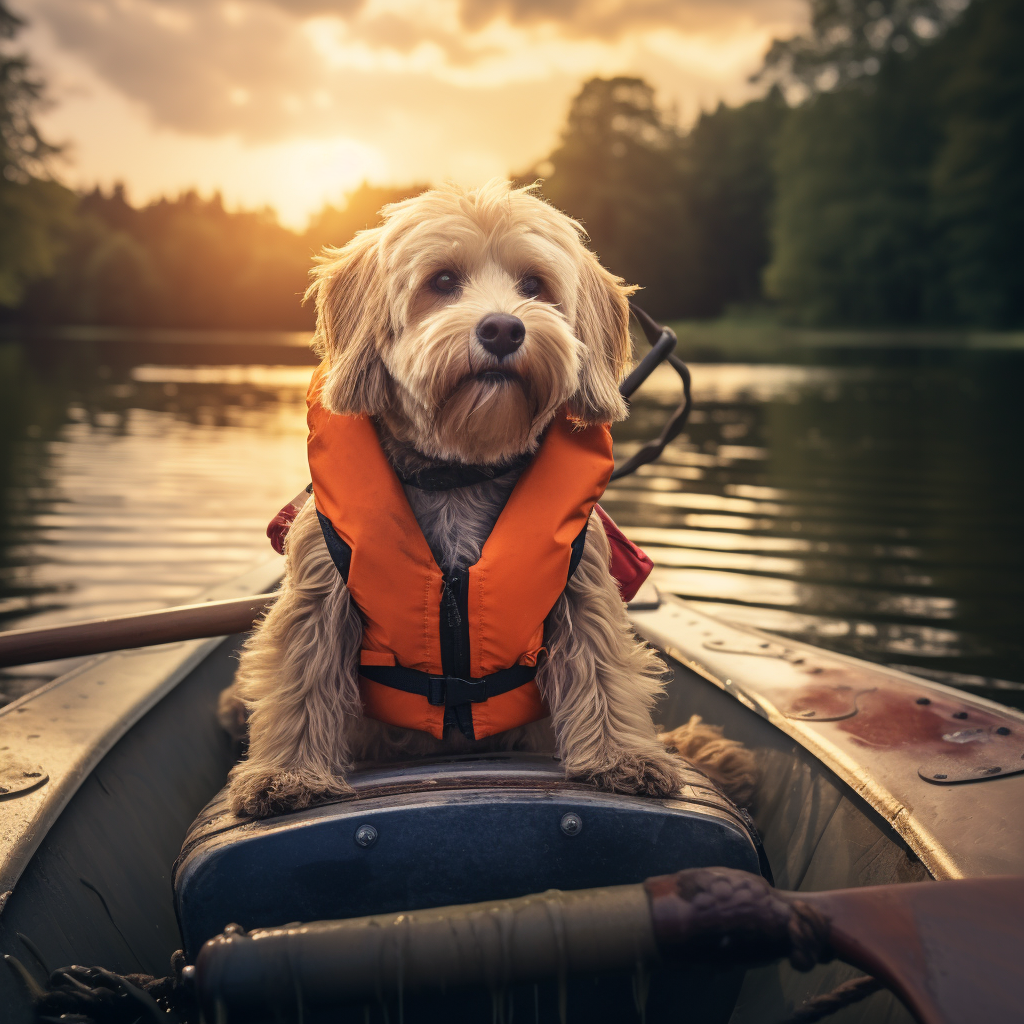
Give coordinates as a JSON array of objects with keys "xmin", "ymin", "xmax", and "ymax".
[{"xmin": 476, "ymin": 314, "xmax": 525, "ymax": 359}]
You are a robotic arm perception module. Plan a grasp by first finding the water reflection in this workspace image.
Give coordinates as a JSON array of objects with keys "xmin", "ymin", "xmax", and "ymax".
[
  {"xmin": 0, "ymin": 344, "xmax": 312, "ymax": 699},
  {"xmin": 607, "ymin": 354, "xmax": 1024, "ymax": 703},
  {"xmin": 1, "ymin": 341, "xmax": 1022, "ymax": 707}
]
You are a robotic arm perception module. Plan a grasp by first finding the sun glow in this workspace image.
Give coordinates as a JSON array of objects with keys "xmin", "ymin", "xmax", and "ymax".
[{"xmin": 23, "ymin": 0, "xmax": 806, "ymax": 226}]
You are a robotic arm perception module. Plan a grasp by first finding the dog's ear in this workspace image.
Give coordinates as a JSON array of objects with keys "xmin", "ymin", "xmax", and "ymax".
[
  {"xmin": 306, "ymin": 228, "xmax": 392, "ymax": 416},
  {"xmin": 568, "ymin": 253, "xmax": 632, "ymax": 424}
]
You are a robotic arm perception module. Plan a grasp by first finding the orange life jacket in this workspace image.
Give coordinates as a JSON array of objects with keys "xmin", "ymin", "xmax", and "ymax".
[{"xmin": 307, "ymin": 364, "xmax": 614, "ymax": 741}]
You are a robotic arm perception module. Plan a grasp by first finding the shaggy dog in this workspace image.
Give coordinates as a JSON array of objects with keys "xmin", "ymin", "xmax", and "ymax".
[{"xmin": 220, "ymin": 180, "xmax": 754, "ymax": 818}]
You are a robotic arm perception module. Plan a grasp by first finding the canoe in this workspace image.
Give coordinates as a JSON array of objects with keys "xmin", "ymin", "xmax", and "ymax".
[{"xmin": 1, "ymin": 556, "xmax": 1023, "ymax": 1023}]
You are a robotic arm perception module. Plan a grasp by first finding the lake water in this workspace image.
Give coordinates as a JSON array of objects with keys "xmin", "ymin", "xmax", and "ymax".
[{"xmin": 2, "ymin": 337, "xmax": 1022, "ymax": 708}]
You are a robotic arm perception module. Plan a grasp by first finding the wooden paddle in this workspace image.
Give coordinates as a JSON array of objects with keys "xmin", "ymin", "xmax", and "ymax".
[
  {"xmin": 647, "ymin": 868, "xmax": 1024, "ymax": 1024},
  {"xmin": 188, "ymin": 867, "xmax": 1024, "ymax": 1024},
  {"xmin": 0, "ymin": 593, "xmax": 277, "ymax": 669}
]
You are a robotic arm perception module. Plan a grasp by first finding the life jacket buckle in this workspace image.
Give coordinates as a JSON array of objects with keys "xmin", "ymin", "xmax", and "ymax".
[{"xmin": 427, "ymin": 675, "xmax": 489, "ymax": 707}]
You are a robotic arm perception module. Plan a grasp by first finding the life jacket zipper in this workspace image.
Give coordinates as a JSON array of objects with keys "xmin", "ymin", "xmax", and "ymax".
[
  {"xmin": 440, "ymin": 570, "xmax": 474, "ymax": 738},
  {"xmin": 440, "ymin": 571, "xmax": 470, "ymax": 679}
]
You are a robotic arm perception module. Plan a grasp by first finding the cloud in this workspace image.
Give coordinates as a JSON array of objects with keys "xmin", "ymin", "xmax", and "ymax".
[
  {"xmin": 18, "ymin": 0, "xmax": 805, "ymax": 222},
  {"xmin": 26, "ymin": 0, "xmax": 804, "ymax": 140},
  {"xmin": 31, "ymin": 0, "xmax": 326, "ymax": 141},
  {"xmin": 459, "ymin": 0, "xmax": 802, "ymax": 38}
]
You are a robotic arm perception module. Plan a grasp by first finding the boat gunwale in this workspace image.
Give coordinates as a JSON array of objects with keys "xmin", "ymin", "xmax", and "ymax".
[
  {"xmin": 0, "ymin": 557, "xmax": 287, "ymax": 902},
  {"xmin": 630, "ymin": 591, "xmax": 1024, "ymax": 882},
  {"xmin": 3, "ymin": 559, "xmax": 1023, "ymax": 912}
]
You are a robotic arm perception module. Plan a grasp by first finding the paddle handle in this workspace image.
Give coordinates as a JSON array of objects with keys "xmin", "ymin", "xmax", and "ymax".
[
  {"xmin": 0, "ymin": 593, "xmax": 277, "ymax": 669},
  {"xmin": 192, "ymin": 866, "xmax": 1024, "ymax": 1024}
]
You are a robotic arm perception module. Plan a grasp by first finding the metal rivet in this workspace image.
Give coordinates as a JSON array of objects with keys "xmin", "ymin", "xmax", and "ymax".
[
  {"xmin": 996, "ymin": 727, "xmax": 1011, "ymax": 736},
  {"xmin": 354, "ymin": 824, "xmax": 378, "ymax": 848},
  {"xmin": 953, "ymin": 711, "xmax": 968, "ymax": 720},
  {"xmin": 560, "ymin": 813, "xmax": 583, "ymax": 837},
  {"xmin": 933, "ymin": 774, "xmax": 947, "ymax": 780},
  {"xmin": 916, "ymin": 697, "xmax": 931, "ymax": 705}
]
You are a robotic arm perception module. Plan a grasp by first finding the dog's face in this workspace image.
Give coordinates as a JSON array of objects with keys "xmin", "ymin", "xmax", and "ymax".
[{"xmin": 308, "ymin": 180, "xmax": 633, "ymax": 464}]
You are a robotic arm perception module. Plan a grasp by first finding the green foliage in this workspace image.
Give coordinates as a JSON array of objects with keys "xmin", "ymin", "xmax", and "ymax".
[
  {"xmin": 931, "ymin": 0, "xmax": 1024, "ymax": 326},
  {"xmin": 0, "ymin": 1, "xmax": 426, "ymax": 335},
  {"xmin": 758, "ymin": 0, "xmax": 964, "ymax": 94},
  {"xmin": 528, "ymin": 78, "xmax": 691, "ymax": 318},
  {"xmin": 766, "ymin": 64, "xmax": 939, "ymax": 324},
  {"xmin": 767, "ymin": 0, "xmax": 1024, "ymax": 327},
  {"xmin": 0, "ymin": 2, "xmax": 75, "ymax": 308},
  {"xmin": 681, "ymin": 90, "xmax": 788, "ymax": 316},
  {"xmin": 3, "ymin": 0, "xmax": 1021, "ymax": 331},
  {"xmin": 15, "ymin": 182, "xmax": 426, "ymax": 330},
  {"xmin": 0, "ymin": 2, "xmax": 59, "ymax": 182},
  {"xmin": 0, "ymin": 177, "xmax": 75, "ymax": 306},
  {"xmin": 523, "ymin": 77, "xmax": 783, "ymax": 320}
]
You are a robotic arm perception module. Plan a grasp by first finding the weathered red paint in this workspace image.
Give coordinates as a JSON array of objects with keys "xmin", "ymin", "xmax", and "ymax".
[
  {"xmin": 776, "ymin": 678, "xmax": 874, "ymax": 721},
  {"xmin": 761, "ymin": 657, "xmax": 1024, "ymax": 783}
]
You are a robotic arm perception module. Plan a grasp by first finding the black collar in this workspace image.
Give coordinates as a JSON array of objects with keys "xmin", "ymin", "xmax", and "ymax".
[{"xmin": 393, "ymin": 451, "xmax": 533, "ymax": 491}]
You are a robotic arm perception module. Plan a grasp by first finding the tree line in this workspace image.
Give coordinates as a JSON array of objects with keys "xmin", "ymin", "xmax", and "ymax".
[
  {"xmin": 8, "ymin": 181, "xmax": 420, "ymax": 330},
  {"xmin": 0, "ymin": 0, "xmax": 1021, "ymax": 330}
]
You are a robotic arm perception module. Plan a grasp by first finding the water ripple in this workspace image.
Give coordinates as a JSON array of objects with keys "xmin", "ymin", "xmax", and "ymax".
[{"xmin": 1, "ymin": 345, "xmax": 1022, "ymax": 707}]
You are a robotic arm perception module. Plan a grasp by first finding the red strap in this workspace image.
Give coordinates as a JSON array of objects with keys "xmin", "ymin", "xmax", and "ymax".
[
  {"xmin": 266, "ymin": 504, "xmax": 299, "ymax": 555},
  {"xmin": 594, "ymin": 504, "xmax": 654, "ymax": 601},
  {"xmin": 266, "ymin": 497, "xmax": 653, "ymax": 602}
]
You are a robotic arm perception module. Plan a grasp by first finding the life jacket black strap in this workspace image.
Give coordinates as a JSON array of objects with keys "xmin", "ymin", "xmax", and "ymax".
[
  {"xmin": 359, "ymin": 662, "xmax": 537, "ymax": 708},
  {"xmin": 567, "ymin": 518, "xmax": 588, "ymax": 582},
  {"xmin": 316, "ymin": 508, "xmax": 352, "ymax": 581}
]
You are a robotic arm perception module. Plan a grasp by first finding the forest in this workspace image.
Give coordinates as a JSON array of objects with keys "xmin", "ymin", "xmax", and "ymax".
[{"xmin": 0, "ymin": 0, "xmax": 1021, "ymax": 330}]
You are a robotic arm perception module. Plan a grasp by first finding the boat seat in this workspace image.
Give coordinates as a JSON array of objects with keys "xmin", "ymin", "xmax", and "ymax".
[{"xmin": 173, "ymin": 753, "xmax": 766, "ymax": 959}]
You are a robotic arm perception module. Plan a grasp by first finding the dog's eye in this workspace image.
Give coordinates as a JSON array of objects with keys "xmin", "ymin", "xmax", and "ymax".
[
  {"xmin": 519, "ymin": 276, "xmax": 542, "ymax": 298},
  {"xmin": 431, "ymin": 270, "xmax": 460, "ymax": 294}
]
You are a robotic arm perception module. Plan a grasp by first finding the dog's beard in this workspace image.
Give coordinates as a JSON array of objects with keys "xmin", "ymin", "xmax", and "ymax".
[
  {"xmin": 432, "ymin": 372, "xmax": 534, "ymax": 464},
  {"xmin": 385, "ymin": 302, "xmax": 581, "ymax": 465}
]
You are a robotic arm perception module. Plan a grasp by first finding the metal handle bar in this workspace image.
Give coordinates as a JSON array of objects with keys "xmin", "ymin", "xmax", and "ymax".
[{"xmin": 611, "ymin": 302, "xmax": 693, "ymax": 481}]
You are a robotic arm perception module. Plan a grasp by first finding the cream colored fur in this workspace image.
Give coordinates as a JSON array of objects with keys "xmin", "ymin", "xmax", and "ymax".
[{"xmin": 220, "ymin": 179, "xmax": 755, "ymax": 817}]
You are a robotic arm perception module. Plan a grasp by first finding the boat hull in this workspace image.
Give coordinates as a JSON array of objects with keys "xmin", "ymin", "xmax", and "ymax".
[{"xmin": 3, "ymin": 575, "xmax": 1023, "ymax": 1022}]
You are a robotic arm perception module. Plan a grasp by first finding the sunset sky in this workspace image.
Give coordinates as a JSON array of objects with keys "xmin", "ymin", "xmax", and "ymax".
[{"xmin": 17, "ymin": 0, "xmax": 806, "ymax": 228}]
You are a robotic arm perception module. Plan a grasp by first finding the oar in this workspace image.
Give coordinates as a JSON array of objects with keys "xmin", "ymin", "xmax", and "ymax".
[
  {"xmin": 0, "ymin": 593, "xmax": 276, "ymax": 669},
  {"xmin": 186, "ymin": 867, "xmax": 1024, "ymax": 1024}
]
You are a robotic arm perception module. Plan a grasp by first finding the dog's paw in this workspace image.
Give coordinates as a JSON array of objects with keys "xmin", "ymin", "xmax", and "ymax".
[
  {"xmin": 659, "ymin": 715, "xmax": 758, "ymax": 807},
  {"xmin": 228, "ymin": 767, "xmax": 352, "ymax": 818},
  {"xmin": 217, "ymin": 688, "xmax": 249, "ymax": 741},
  {"xmin": 570, "ymin": 748, "xmax": 686, "ymax": 798}
]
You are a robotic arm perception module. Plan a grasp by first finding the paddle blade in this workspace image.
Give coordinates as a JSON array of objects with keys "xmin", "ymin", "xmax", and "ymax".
[{"xmin": 803, "ymin": 877, "xmax": 1024, "ymax": 1024}]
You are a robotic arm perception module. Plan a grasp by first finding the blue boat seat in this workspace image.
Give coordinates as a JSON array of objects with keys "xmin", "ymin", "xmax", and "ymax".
[{"xmin": 173, "ymin": 753, "xmax": 765, "ymax": 959}]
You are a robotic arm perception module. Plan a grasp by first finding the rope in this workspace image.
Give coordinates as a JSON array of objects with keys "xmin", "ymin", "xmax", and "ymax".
[
  {"xmin": 784, "ymin": 897, "xmax": 832, "ymax": 973},
  {"xmin": 775, "ymin": 974, "xmax": 883, "ymax": 1024},
  {"xmin": 5, "ymin": 947, "xmax": 197, "ymax": 1024}
]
